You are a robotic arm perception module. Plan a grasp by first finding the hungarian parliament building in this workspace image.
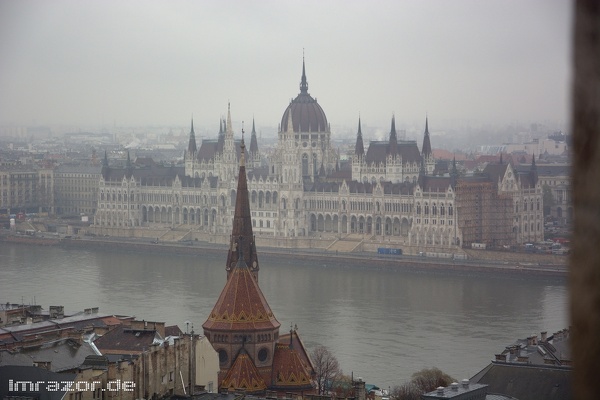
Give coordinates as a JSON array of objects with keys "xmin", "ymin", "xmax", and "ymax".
[{"xmin": 93, "ymin": 61, "xmax": 544, "ymax": 251}]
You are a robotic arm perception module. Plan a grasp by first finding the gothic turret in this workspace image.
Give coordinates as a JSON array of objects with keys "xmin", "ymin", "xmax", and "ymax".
[
  {"xmin": 421, "ymin": 116, "xmax": 432, "ymax": 158},
  {"xmin": 125, "ymin": 150, "xmax": 133, "ymax": 178},
  {"xmin": 530, "ymin": 153, "xmax": 538, "ymax": 186},
  {"xmin": 450, "ymin": 155, "xmax": 459, "ymax": 187},
  {"xmin": 187, "ymin": 117, "xmax": 197, "ymax": 154},
  {"xmin": 389, "ymin": 115, "xmax": 398, "ymax": 155},
  {"xmin": 249, "ymin": 118, "xmax": 260, "ymax": 167},
  {"xmin": 101, "ymin": 150, "xmax": 110, "ymax": 179},
  {"xmin": 355, "ymin": 117, "xmax": 365, "ymax": 158}
]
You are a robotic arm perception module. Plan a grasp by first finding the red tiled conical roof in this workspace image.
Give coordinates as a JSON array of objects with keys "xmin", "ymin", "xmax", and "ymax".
[
  {"xmin": 221, "ymin": 350, "xmax": 267, "ymax": 394},
  {"xmin": 203, "ymin": 245, "xmax": 280, "ymax": 331},
  {"xmin": 271, "ymin": 342, "xmax": 314, "ymax": 391}
]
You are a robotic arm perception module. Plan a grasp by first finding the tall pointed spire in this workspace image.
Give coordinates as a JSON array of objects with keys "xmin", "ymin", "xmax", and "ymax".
[
  {"xmin": 226, "ymin": 102, "xmax": 233, "ymax": 138},
  {"xmin": 450, "ymin": 155, "xmax": 458, "ymax": 188},
  {"xmin": 300, "ymin": 53, "xmax": 308, "ymax": 94},
  {"xmin": 187, "ymin": 116, "xmax": 197, "ymax": 154},
  {"xmin": 389, "ymin": 115, "xmax": 398, "ymax": 155},
  {"xmin": 226, "ymin": 139, "xmax": 259, "ymax": 280},
  {"xmin": 249, "ymin": 117, "xmax": 259, "ymax": 156},
  {"xmin": 530, "ymin": 153, "xmax": 538, "ymax": 186},
  {"xmin": 101, "ymin": 150, "xmax": 110, "ymax": 179},
  {"xmin": 421, "ymin": 116, "xmax": 432, "ymax": 158},
  {"xmin": 355, "ymin": 116, "xmax": 365, "ymax": 157}
]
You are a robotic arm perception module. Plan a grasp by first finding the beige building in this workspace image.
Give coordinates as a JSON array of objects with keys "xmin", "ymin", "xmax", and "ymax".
[
  {"xmin": 54, "ymin": 164, "xmax": 103, "ymax": 216},
  {"xmin": 0, "ymin": 165, "xmax": 54, "ymax": 215}
]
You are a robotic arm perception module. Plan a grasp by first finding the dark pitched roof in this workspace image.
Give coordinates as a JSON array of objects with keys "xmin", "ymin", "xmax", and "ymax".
[
  {"xmin": 165, "ymin": 325, "xmax": 183, "ymax": 337},
  {"xmin": 197, "ymin": 140, "xmax": 220, "ymax": 162},
  {"xmin": 0, "ymin": 339, "xmax": 96, "ymax": 372},
  {"xmin": 483, "ymin": 163, "xmax": 509, "ymax": 184},
  {"xmin": 470, "ymin": 362, "xmax": 571, "ymax": 400},
  {"xmin": 247, "ymin": 167, "xmax": 269, "ymax": 181},
  {"xmin": 382, "ymin": 181, "xmax": 415, "ymax": 195},
  {"xmin": 419, "ymin": 175, "xmax": 452, "ymax": 192},
  {"xmin": 93, "ymin": 325, "xmax": 159, "ymax": 355},
  {"xmin": 365, "ymin": 141, "xmax": 422, "ymax": 165}
]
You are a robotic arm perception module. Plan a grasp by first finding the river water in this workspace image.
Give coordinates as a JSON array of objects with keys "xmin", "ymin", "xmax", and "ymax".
[{"xmin": 0, "ymin": 242, "xmax": 569, "ymax": 389}]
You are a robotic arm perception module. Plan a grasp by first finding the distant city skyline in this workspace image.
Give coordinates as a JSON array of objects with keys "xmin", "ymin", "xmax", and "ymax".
[{"xmin": 0, "ymin": 0, "xmax": 571, "ymax": 132}]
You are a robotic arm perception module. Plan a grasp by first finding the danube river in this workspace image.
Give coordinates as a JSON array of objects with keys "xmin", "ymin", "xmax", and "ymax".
[{"xmin": 0, "ymin": 242, "xmax": 568, "ymax": 388}]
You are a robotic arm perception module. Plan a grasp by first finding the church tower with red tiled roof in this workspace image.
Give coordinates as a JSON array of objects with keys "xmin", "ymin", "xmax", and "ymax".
[{"xmin": 203, "ymin": 137, "xmax": 315, "ymax": 395}]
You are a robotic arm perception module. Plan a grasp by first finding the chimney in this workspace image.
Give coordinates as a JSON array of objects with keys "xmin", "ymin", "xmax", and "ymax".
[
  {"xmin": 541, "ymin": 331, "xmax": 548, "ymax": 341},
  {"xmin": 532, "ymin": 334, "xmax": 538, "ymax": 345},
  {"xmin": 461, "ymin": 379, "xmax": 470, "ymax": 389},
  {"xmin": 451, "ymin": 382, "xmax": 459, "ymax": 391},
  {"xmin": 527, "ymin": 336, "xmax": 534, "ymax": 346},
  {"xmin": 436, "ymin": 387, "xmax": 445, "ymax": 396}
]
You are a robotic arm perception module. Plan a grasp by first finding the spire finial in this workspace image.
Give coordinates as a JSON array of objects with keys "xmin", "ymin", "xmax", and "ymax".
[
  {"xmin": 300, "ymin": 51, "xmax": 308, "ymax": 94},
  {"xmin": 240, "ymin": 125, "xmax": 246, "ymax": 168}
]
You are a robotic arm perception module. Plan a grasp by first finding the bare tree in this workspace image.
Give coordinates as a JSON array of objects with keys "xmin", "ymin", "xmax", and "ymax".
[
  {"xmin": 390, "ymin": 367, "xmax": 454, "ymax": 400},
  {"xmin": 311, "ymin": 345, "xmax": 340, "ymax": 395},
  {"xmin": 390, "ymin": 383, "xmax": 420, "ymax": 400},
  {"xmin": 410, "ymin": 367, "xmax": 454, "ymax": 393}
]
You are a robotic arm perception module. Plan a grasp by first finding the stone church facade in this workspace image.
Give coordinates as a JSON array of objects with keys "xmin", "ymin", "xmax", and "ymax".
[{"xmin": 93, "ymin": 60, "xmax": 542, "ymax": 251}]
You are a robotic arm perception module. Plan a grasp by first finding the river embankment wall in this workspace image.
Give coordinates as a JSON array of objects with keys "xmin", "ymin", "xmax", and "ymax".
[{"xmin": 1, "ymin": 232, "xmax": 567, "ymax": 278}]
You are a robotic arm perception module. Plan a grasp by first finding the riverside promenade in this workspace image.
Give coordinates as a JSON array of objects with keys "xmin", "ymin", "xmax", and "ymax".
[{"xmin": 1, "ymin": 228, "xmax": 568, "ymax": 277}]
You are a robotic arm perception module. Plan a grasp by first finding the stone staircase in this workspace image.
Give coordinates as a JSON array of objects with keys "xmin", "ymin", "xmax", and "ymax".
[
  {"xmin": 158, "ymin": 225, "xmax": 192, "ymax": 242},
  {"xmin": 326, "ymin": 234, "xmax": 364, "ymax": 253}
]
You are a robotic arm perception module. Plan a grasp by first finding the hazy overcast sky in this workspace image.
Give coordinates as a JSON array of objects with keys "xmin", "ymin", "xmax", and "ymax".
[{"xmin": 0, "ymin": 0, "xmax": 571, "ymax": 132}]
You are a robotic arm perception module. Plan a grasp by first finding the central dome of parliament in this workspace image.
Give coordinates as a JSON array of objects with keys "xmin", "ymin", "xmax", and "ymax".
[{"xmin": 280, "ymin": 60, "xmax": 329, "ymax": 133}]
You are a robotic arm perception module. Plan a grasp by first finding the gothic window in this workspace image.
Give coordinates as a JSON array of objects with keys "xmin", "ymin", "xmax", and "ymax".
[
  {"xmin": 302, "ymin": 154, "xmax": 309, "ymax": 177},
  {"xmin": 448, "ymin": 205, "xmax": 453, "ymax": 216},
  {"xmin": 424, "ymin": 203, "xmax": 429, "ymax": 215},
  {"xmin": 432, "ymin": 203, "xmax": 437, "ymax": 215},
  {"xmin": 416, "ymin": 203, "xmax": 421, "ymax": 215}
]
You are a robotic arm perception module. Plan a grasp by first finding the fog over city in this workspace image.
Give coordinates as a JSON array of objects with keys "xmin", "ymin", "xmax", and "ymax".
[{"xmin": 0, "ymin": 0, "xmax": 571, "ymax": 135}]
